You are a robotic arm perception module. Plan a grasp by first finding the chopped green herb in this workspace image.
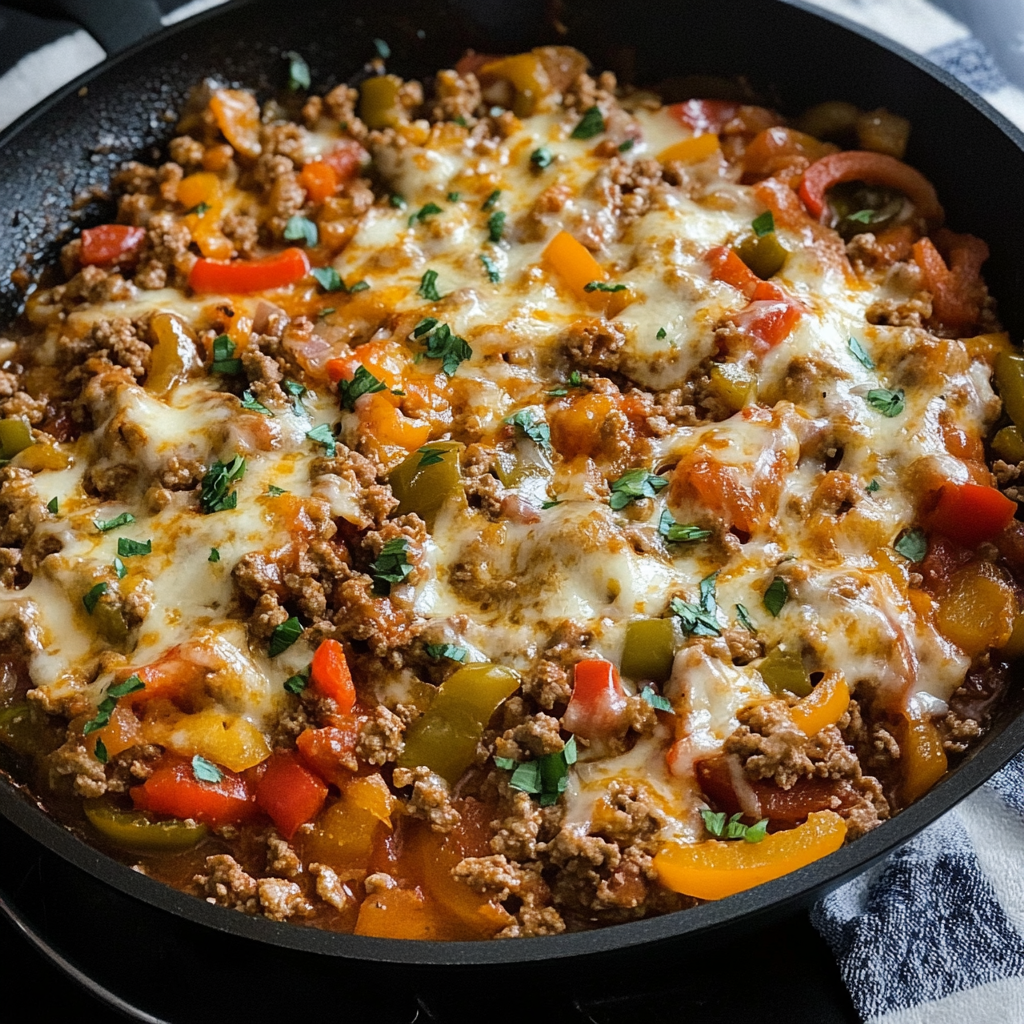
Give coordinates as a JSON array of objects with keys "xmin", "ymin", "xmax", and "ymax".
[
  {"xmin": 640, "ymin": 685, "xmax": 673, "ymax": 713},
  {"xmin": 670, "ymin": 597, "xmax": 720, "ymax": 638},
  {"xmin": 618, "ymin": 138, "xmax": 635, "ymax": 152},
  {"xmin": 82, "ymin": 582, "xmax": 108, "ymax": 615},
  {"xmin": 480, "ymin": 253, "xmax": 501, "ymax": 283},
  {"xmin": 410, "ymin": 202, "xmax": 442, "ymax": 226},
  {"xmin": 701, "ymin": 809, "xmax": 768, "ymax": 843},
  {"xmin": 507, "ymin": 736, "xmax": 577, "ymax": 806},
  {"xmin": 418, "ymin": 269, "xmax": 444, "ymax": 301},
  {"xmin": 736, "ymin": 603, "xmax": 757, "ymax": 633},
  {"xmin": 413, "ymin": 317, "xmax": 438, "ymax": 338},
  {"xmin": 658, "ymin": 509, "xmax": 712, "ymax": 544},
  {"xmin": 417, "ymin": 447, "xmax": 445, "ymax": 468},
  {"xmin": 283, "ymin": 378, "xmax": 309, "ymax": 417},
  {"xmin": 283, "ymin": 671, "xmax": 309, "ymax": 695},
  {"xmin": 509, "ymin": 759, "xmax": 541, "ymax": 794},
  {"xmin": 284, "ymin": 215, "xmax": 318, "ymax": 247},
  {"xmin": 847, "ymin": 209, "xmax": 874, "ymax": 224},
  {"xmin": 425, "ymin": 643, "xmax": 468, "ymax": 662},
  {"xmin": 656, "ymin": 327, "xmax": 667, "ymax": 340},
  {"xmin": 608, "ymin": 468, "xmax": 668, "ymax": 510},
  {"xmin": 763, "ymin": 577, "xmax": 789, "ymax": 617},
  {"xmin": 191, "ymin": 754, "xmax": 224, "ymax": 784},
  {"xmin": 269, "ymin": 616, "xmax": 304, "ymax": 657},
  {"xmin": 285, "ymin": 51, "xmax": 310, "ymax": 90},
  {"xmin": 373, "ymin": 37, "xmax": 391, "ymax": 59},
  {"xmin": 447, "ymin": 191, "xmax": 461, "ymax": 202},
  {"xmin": 894, "ymin": 528, "xmax": 928, "ymax": 563},
  {"xmin": 453, "ymin": 116, "xmax": 467, "ymax": 127},
  {"xmin": 370, "ymin": 537, "xmax": 414, "ymax": 595},
  {"xmin": 420, "ymin": 322, "xmax": 472, "ymax": 376},
  {"xmin": 338, "ymin": 366, "xmax": 387, "ymax": 411},
  {"xmin": 208, "ymin": 548, "xmax": 220, "ymax": 562},
  {"xmin": 240, "ymin": 390, "xmax": 273, "ymax": 416},
  {"xmin": 487, "ymin": 210, "xmax": 506, "ymax": 243},
  {"xmin": 109, "ymin": 675, "xmax": 145, "ymax": 698},
  {"xmin": 267, "ymin": 485, "xmax": 287, "ymax": 496},
  {"xmin": 584, "ymin": 280, "xmax": 626, "ymax": 293},
  {"xmin": 211, "ymin": 334, "xmax": 242, "ymax": 375},
  {"xmin": 866, "ymin": 479, "xmax": 880, "ymax": 493},
  {"xmin": 83, "ymin": 697, "xmax": 116, "ymax": 735},
  {"xmin": 531, "ymin": 147, "xmax": 553, "ymax": 168},
  {"xmin": 506, "ymin": 408, "xmax": 551, "ymax": 450},
  {"xmin": 46, "ymin": 497, "xmax": 58, "ymax": 514},
  {"xmin": 390, "ymin": 194, "xmax": 407, "ymax": 209},
  {"xmin": 752, "ymin": 210, "xmax": 775, "ymax": 237},
  {"xmin": 541, "ymin": 499, "xmax": 562, "ymax": 509},
  {"xmin": 117, "ymin": 538, "xmax": 150, "ymax": 561},
  {"xmin": 94, "ymin": 738, "xmax": 108, "ymax": 764},
  {"xmin": 94, "ymin": 512, "xmax": 135, "ymax": 533},
  {"xmin": 848, "ymin": 336, "xmax": 875, "ymax": 370},
  {"xmin": 571, "ymin": 105, "xmax": 605, "ymax": 140},
  {"xmin": 113, "ymin": 557, "xmax": 127, "ymax": 579},
  {"xmin": 865, "ymin": 387, "xmax": 905, "ymax": 418},
  {"xmin": 481, "ymin": 190, "xmax": 501, "ymax": 211},
  {"xmin": 199, "ymin": 454, "xmax": 245, "ymax": 514},
  {"xmin": 348, "ymin": 280, "xmax": 369, "ymax": 293},
  {"xmin": 312, "ymin": 266, "xmax": 343, "ymax": 292},
  {"xmin": 306, "ymin": 422, "xmax": 337, "ymax": 457},
  {"xmin": 546, "ymin": 370, "xmax": 584, "ymax": 396},
  {"xmin": 493, "ymin": 756, "xmax": 516, "ymax": 770},
  {"xmin": 188, "ymin": 201, "xmax": 211, "ymax": 218}
]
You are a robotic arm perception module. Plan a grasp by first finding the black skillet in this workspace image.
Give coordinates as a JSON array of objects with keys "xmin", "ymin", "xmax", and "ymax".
[{"xmin": 2, "ymin": 0, "xmax": 1024, "ymax": 990}]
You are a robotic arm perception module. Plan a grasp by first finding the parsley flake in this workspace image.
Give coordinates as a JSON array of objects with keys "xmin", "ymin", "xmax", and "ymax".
[
  {"xmin": 419, "ymin": 322, "xmax": 472, "ymax": 376},
  {"xmin": 208, "ymin": 548, "xmax": 220, "ymax": 562},
  {"xmin": 46, "ymin": 497, "xmax": 59, "ymax": 514},
  {"xmin": 306, "ymin": 423, "xmax": 337, "ymax": 457},
  {"xmin": 866, "ymin": 479, "xmax": 880, "ymax": 493},
  {"xmin": 425, "ymin": 643, "xmax": 468, "ymax": 662},
  {"xmin": 417, "ymin": 447, "xmax": 445, "ymax": 468},
  {"xmin": 117, "ymin": 537, "xmax": 151, "ymax": 557},
  {"xmin": 752, "ymin": 210, "xmax": 775, "ymax": 237},
  {"xmin": 487, "ymin": 210, "xmax": 506, "ymax": 243},
  {"xmin": 658, "ymin": 509, "xmax": 711, "ymax": 544},
  {"xmin": 848, "ymin": 336, "xmax": 875, "ymax": 370},
  {"xmin": 531, "ymin": 147, "xmax": 553, "ymax": 168},
  {"xmin": 571, "ymin": 105, "xmax": 605, "ymax": 140},
  {"xmin": 312, "ymin": 266, "xmax": 343, "ymax": 292},
  {"xmin": 338, "ymin": 366, "xmax": 388, "ymax": 411},
  {"xmin": 618, "ymin": 138, "xmax": 635, "ymax": 152},
  {"xmin": 390, "ymin": 194, "xmax": 407, "ymax": 209},
  {"xmin": 418, "ymin": 269, "xmax": 444, "ymax": 301},
  {"xmin": 541, "ymin": 499, "xmax": 562, "ymax": 509},
  {"xmin": 241, "ymin": 390, "xmax": 273, "ymax": 416},
  {"xmin": 199, "ymin": 455, "xmax": 245, "ymax": 514},
  {"xmin": 284, "ymin": 215, "xmax": 318, "ymax": 247},
  {"xmin": 82, "ymin": 582, "xmax": 108, "ymax": 615},
  {"xmin": 370, "ymin": 537, "xmax": 413, "ymax": 595},
  {"xmin": 865, "ymin": 387, "xmax": 905, "ymax": 417},
  {"xmin": 480, "ymin": 253, "xmax": 501, "ymax": 283},
  {"xmin": 506, "ymin": 408, "xmax": 551, "ymax": 450},
  {"xmin": 410, "ymin": 202, "xmax": 442, "ymax": 226},
  {"xmin": 191, "ymin": 755, "xmax": 223, "ymax": 784},
  {"xmin": 583, "ymin": 280, "xmax": 626, "ymax": 293},
  {"xmin": 656, "ymin": 327, "xmax": 667, "ymax": 340},
  {"xmin": 481, "ymin": 190, "xmax": 501, "ymax": 211},
  {"xmin": 95, "ymin": 738, "xmax": 108, "ymax": 764},
  {"xmin": 283, "ymin": 671, "xmax": 309, "ymax": 695},
  {"xmin": 94, "ymin": 512, "xmax": 135, "ymax": 533},
  {"xmin": 188, "ymin": 201, "xmax": 211, "ymax": 218},
  {"xmin": 848, "ymin": 209, "xmax": 875, "ymax": 223},
  {"xmin": 608, "ymin": 468, "xmax": 667, "ymax": 510},
  {"xmin": 701, "ymin": 809, "xmax": 768, "ymax": 843},
  {"xmin": 267, "ymin": 485, "xmax": 287, "ymax": 496},
  {"xmin": 763, "ymin": 577, "xmax": 789, "ymax": 617},
  {"xmin": 348, "ymin": 280, "xmax": 369, "ymax": 293},
  {"xmin": 640, "ymin": 685, "xmax": 673, "ymax": 713},
  {"xmin": 109, "ymin": 675, "xmax": 145, "ymax": 698},
  {"xmin": 269, "ymin": 617, "xmax": 304, "ymax": 657},
  {"xmin": 447, "ymin": 191, "xmax": 461, "ymax": 202},
  {"xmin": 894, "ymin": 528, "xmax": 928, "ymax": 563},
  {"xmin": 83, "ymin": 697, "xmax": 116, "ymax": 734},
  {"xmin": 373, "ymin": 37, "xmax": 391, "ymax": 59},
  {"xmin": 211, "ymin": 334, "xmax": 242, "ymax": 375},
  {"xmin": 113, "ymin": 557, "xmax": 127, "ymax": 579},
  {"xmin": 736, "ymin": 603, "xmax": 757, "ymax": 633},
  {"xmin": 285, "ymin": 51, "xmax": 310, "ymax": 90}
]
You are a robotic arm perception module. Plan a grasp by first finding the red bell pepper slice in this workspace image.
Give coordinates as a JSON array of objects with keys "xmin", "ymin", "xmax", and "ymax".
[
  {"xmin": 667, "ymin": 99, "xmax": 738, "ymax": 135},
  {"xmin": 131, "ymin": 756, "xmax": 256, "ymax": 827},
  {"xmin": 707, "ymin": 246, "xmax": 760, "ymax": 298},
  {"xmin": 730, "ymin": 298, "xmax": 803, "ymax": 351},
  {"xmin": 80, "ymin": 224, "xmax": 146, "ymax": 266},
  {"xmin": 562, "ymin": 659, "xmax": 628, "ymax": 739},
  {"xmin": 295, "ymin": 719, "xmax": 361, "ymax": 787},
  {"xmin": 912, "ymin": 231, "xmax": 989, "ymax": 335},
  {"xmin": 310, "ymin": 639, "xmax": 356, "ymax": 713},
  {"xmin": 322, "ymin": 141, "xmax": 365, "ymax": 183},
  {"xmin": 255, "ymin": 751, "xmax": 328, "ymax": 839},
  {"xmin": 188, "ymin": 247, "xmax": 310, "ymax": 293},
  {"xmin": 926, "ymin": 482, "xmax": 1017, "ymax": 549},
  {"xmin": 798, "ymin": 151, "xmax": 943, "ymax": 226}
]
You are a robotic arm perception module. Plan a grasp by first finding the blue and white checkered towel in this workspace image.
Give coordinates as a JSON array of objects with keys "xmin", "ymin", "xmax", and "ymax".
[{"xmin": 2, "ymin": 2, "xmax": 1024, "ymax": 1020}]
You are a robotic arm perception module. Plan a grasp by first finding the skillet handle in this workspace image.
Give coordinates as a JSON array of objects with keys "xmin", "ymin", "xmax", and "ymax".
[{"xmin": 49, "ymin": 0, "xmax": 163, "ymax": 55}]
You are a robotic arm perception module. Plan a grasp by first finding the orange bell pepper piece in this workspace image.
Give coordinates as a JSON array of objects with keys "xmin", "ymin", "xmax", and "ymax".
[
  {"xmin": 790, "ymin": 672, "xmax": 850, "ymax": 737},
  {"xmin": 310, "ymin": 639, "xmax": 356, "ymax": 713},
  {"xmin": 666, "ymin": 99, "xmax": 738, "ymax": 134},
  {"xmin": 188, "ymin": 248, "xmax": 310, "ymax": 293},
  {"xmin": 357, "ymin": 391, "xmax": 430, "ymax": 454},
  {"xmin": 900, "ymin": 715, "xmax": 947, "ymax": 804},
  {"xmin": 542, "ymin": 230, "xmax": 609, "ymax": 305},
  {"xmin": 209, "ymin": 88, "xmax": 261, "ymax": 160},
  {"xmin": 354, "ymin": 886, "xmax": 440, "ymax": 939},
  {"xmin": 657, "ymin": 134, "xmax": 721, "ymax": 164},
  {"xmin": 299, "ymin": 161, "xmax": 340, "ymax": 204},
  {"xmin": 654, "ymin": 810, "xmax": 847, "ymax": 900}
]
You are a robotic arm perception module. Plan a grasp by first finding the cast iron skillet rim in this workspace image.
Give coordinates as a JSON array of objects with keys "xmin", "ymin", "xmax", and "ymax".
[{"xmin": 1, "ymin": 0, "xmax": 1024, "ymax": 967}]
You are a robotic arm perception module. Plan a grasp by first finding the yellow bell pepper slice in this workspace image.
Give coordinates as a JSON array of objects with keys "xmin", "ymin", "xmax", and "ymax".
[
  {"xmin": 654, "ymin": 810, "xmax": 847, "ymax": 900},
  {"xmin": 790, "ymin": 672, "xmax": 850, "ymax": 738},
  {"xmin": 542, "ymin": 230, "xmax": 608, "ymax": 306},
  {"xmin": 657, "ymin": 133, "xmax": 720, "ymax": 164},
  {"xmin": 900, "ymin": 716, "xmax": 947, "ymax": 804}
]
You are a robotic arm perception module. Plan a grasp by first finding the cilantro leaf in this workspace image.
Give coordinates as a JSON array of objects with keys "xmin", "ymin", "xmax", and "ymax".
[
  {"xmin": 618, "ymin": 138, "xmax": 635, "ymax": 152},
  {"xmin": 241, "ymin": 390, "xmax": 273, "ymax": 416},
  {"xmin": 46, "ymin": 497, "xmax": 58, "ymax": 514},
  {"xmin": 509, "ymin": 760, "xmax": 542, "ymax": 794},
  {"xmin": 640, "ymin": 685, "xmax": 673, "ymax": 713},
  {"xmin": 493, "ymin": 756, "xmax": 516, "ymax": 770},
  {"xmin": 117, "ymin": 537, "xmax": 151, "ymax": 557},
  {"xmin": 83, "ymin": 696, "xmax": 116, "ymax": 734},
  {"xmin": 306, "ymin": 423, "xmax": 337, "ymax": 457},
  {"xmin": 211, "ymin": 334, "xmax": 242, "ymax": 375},
  {"xmin": 108, "ymin": 674, "xmax": 145, "ymax": 698},
  {"xmin": 413, "ymin": 317, "xmax": 438, "ymax": 338},
  {"xmin": 82, "ymin": 582, "xmax": 108, "ymax": 615},
  {"xmin": 608, "ymin": 468, "xmax": 668, "ymax": 510},
  {"xmin": 417, "ymin": 447, "xmax": 445, "ymax": 468},
  {"xmin": 425, "ymin": 643, "xmax": 468, "ymax": 662},
  {"xmin": 312, "ymin": 266, "xmax": 343, "ymax": 292},
  {"xmin": 283, "ymin": 671, "xmax": 308, "ymax": 695},
  {"xmin": 418, "ymin": 269, "xmax": 444, "ymax": 301},
  {"xmin": 267, "ymin": 485, "xmax": 287, "ymax": 496},
  {"xmin": 743, "ymin": 818, "xmax": 769, "ymax": 843},
  {"xmin": 848, "ymin": 336, "xmax": 875, "ymax": 370},
  {"xmin": 866, "ymin": 479, "xmax": 881, "ymax": 493},
  {"xmin": 506, "ymin": 409, "xmax": 551, "ymax": 450},
  {"xmin": 199, "ymin": 455, "xmax": 246, "ymax": 514},
  {"xmin": 390, "ymin": 194, "xmax": 407, "ymax": 209},
  {"xmin": 584, "ymin": 280, "xmax": 626, "ymax": 293},
  {"xmin": 284, "ymin": 215, "xmax": 318, "ymax": 247},
  {"xmin": 410, "ymin": 202, "xmax": 442, "ymax": 225},
  {"xmin": 481, "ymin": 190, "xmax": 501, "ymax": 211},
  {"xmin": 531, "ymin": 147, "xmax": 553, "ymax": 168},
  {"xmin": 763, "ymin": 577, "xmax": 789, "ymax": 617},
  {"xmin": 348, "ymin": 280, "xmax": 369, "ymax": 293},
  {"xmin": 191, "ymin": 754, "xmax": 224, "ymax": 784},
  {"xmin": 370, "ymin": 537, "xmax": 414, "ymax": 595},
  {"xmin": 736, "ymin": 603, "xmax": 757, "ymax": 634},
  {"xmin": 94, "ymin": 738, "xmax": 108, "ymax": 764},
  {"xmin": 338, "ymin": 366, "xmax": 388, "ymax": 411},
  {"xmin": 571, "ymin": 105, "xmax": 605, "ymax": 140},
  {"xmin": 656, "ymin": 327, "xmax": 667, "ymax": 340},
  {"xmin": 373, "ymin": 37, "xmax": 390, "ymax": 59},
  {"xmin": 94, "ymin": 512, "xmax": 135, "ymax": 533},
  {"xmin": 658, "ymin": 509, "xmax": 711, "ymax": 544},
  {"xmin": 188, "ymin": 201, "xmax": 211, "ymax": 218},
  {"xmin": 847, "ymin": 209, "xmax": 875, "ymax": 224},
  {"xmin": 701, "ymin": 809, "xmax": 727, "ymax": 837},
  {"xmin": 208, "ymin": 548, "xmax": 220, "ymax": 562},
  {"xmin": 420, "ymin": 322, "xmax": 472, "ymax": 376},
  {"xmin": 448, "ymin": 191, "xmax": 461, "ymax": 202},
  {"xmin": 487, "ymin": 210, "xmax": 506, "ymax": 243},
  {"xmin": 541, "ymin": 499, "xmax": 562, "ymax": 509},
  {"xmin": 480, "ymin": 253, "xmax": 501, "ymax": 283},
  {"xmin": 269, "ymin": 616, "xmax": 303, "ymax": 657},
  {"xmin": 894, "ymin": 528, "xmax": 928, "ymax": 562},
  {"xmin": 113, "ymin": 556, "xmax": 127, "ymax": 579},
  {"xmin": 752, "ymin": 211, "xmax": 775, "ymax": 237},
  {"xmin": 670, "ymin": 596, "xmax": 721, "ymax": 637},
  {"xmin": 285, "ymin": 51, "xmax": 310, "ymax": 90},
  {"xmin": 865, "ymin": 388, "xmax": 905, "ymax": 417}
]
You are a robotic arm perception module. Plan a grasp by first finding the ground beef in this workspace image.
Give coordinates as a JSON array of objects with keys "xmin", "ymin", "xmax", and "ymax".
[
  {"xmin": 266, "ymin": 831, "xmax": 303, "ymax": 878},
  {"xmin": 62, "ymin": 317, "xmax": 151, "ymax": 388},
  {"xmin": 167, "ymin": 134, "xmax": 205, "ymax": 169},
  {"xmin": 104, "ymin": 744, "xmax": 162, "ymax": 794},
  {"xmin": 223, "ymin": 211, "xmax": 260, "ymax": 257},
  {"xmin": 393, "ymin": 765, "xmax": 460, "ymax": 832},
  {"xmin": 494, "ymin": 700, "xmax": 565, "ymax": 760},
  {"xmin": 865, "ymin": 293, "xmax": 933, "ymax": 327},
  {"xmin": 355, "ymin": 705, "xmax": 406, "ymax": 764},
  {"xmin": 45, "ymin": 739, "xmax": 107, "ymax": 798},
  {"xmin": 0, "ymin": 467, "xmax": 46, "ymax": 547},
  {"xmin": 309, "ymin": 447, "xmax": 397, "ymax": 530},
  {"xmin": 428, "ymin": 69, "xmax": 482, "ymax": 124},
  {"xmin": 257, "ymin": 877, "xmax": 312, "ymax": 921},
  {"xmin": 309, "ymin": 862, "xmax": 351, "ymax": 910},
  {"xmin": 195, "ymin": 854, "xmax": 260, "ymax": 913},
  {"xmin": 562, "ymin": 317, "xmax": 627, "ymax": 372}
]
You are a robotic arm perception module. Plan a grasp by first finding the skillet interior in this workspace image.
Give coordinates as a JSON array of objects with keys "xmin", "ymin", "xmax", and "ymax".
[{"xmin": 1, "ymin": 0, "xmax": 1024, "ymax": 968}]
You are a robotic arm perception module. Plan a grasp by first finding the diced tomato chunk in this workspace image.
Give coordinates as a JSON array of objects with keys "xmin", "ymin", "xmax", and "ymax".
[
  {"xmin": 309, "ymin": 639, "xmax": 356, "ymax": 713},
  {"xmin": 131, "ymin": 756, "xmax": 256, "ymax": 827},
  {"xmin": 80, "ymin": 224, "xmax": 146, "ymax": 266},
  {"xmin": 255, "ymin": 751, "xmax": 329, "ymax": 839},
  {"xmin": 563, "ymin": 659, "xmax": 627, "ymax": 738}
]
